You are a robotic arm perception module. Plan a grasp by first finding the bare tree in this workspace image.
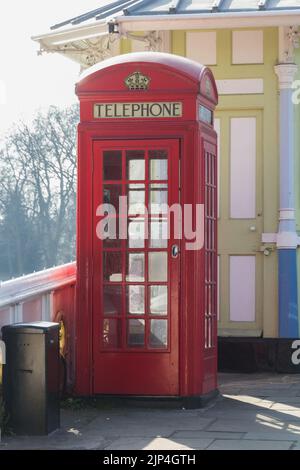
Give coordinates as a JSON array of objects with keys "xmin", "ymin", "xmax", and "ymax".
[{"xmin": 0, "ymin": 105, "xmax": 78, "ymax": 279}]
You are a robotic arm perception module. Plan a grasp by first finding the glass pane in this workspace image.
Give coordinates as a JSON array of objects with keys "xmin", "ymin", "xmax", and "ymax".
[
  {"xmin": 149, "ymin": 150, "xmax": 168, "ymax": 180},
  {"xmin": 128, "ymin": 218, "xmax": 145, "ymax": 248},
  {"xmin": 149, "ymin": 286, "xmax": 168, "ymax": 315},
  {"xmin": 149, "ymin": 252, "xmax": 168, "ymax": 282},
  {"xmin": 126, "ymin": 253, "xmax": 145, "ymax": 281},
  {"xmin": 127, "ymin": 319, "xmax": 145, "ymax": 347},
  {"xmin": 150, "ymin": 319, "xmax": 168, "ymax": 349},
  {"xmin": 103, "ymin": 252, "xmax": 122, "ymax": 282},
  {"xmin": 150, "ymin": 220, "xmax": 168, "ymax": 248},
  {"xmin": 150, "ymin": 183, "xmax": 168, "ymax": 189},
  {"xmin": 102, "ymin": 218, "xmax": 121, "ymax": 248},
  {"xmin": 103, "ymin": 185, "xmax": 121, "ymax": 211},
  {"xmin": 149, "ymin": 186, "xmax": 168, "ymax": 214},
  {"xmin": 103, "ymin": 151, "xmax": 122, "ymax": 180},
  {"xmin": 102, "ymin": 319, "xmax": 121, "ymax": 348},
  {"xmin": 128, "ymin": 184, "xmax": 145, "ymax": 215},
  {"xmin": 127, "ymin": 285, "xmax": 145, "ymax": 315},
  {"xmin": 126, "ymin": 150, "xmax": 145, "ymax": 180},
  {"xmin": 103, "ymin": 285, "xmax": 122, "ymax": 316}
]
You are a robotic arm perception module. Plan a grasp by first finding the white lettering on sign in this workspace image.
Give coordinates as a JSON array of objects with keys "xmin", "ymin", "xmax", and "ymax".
[{"xmin": 94, "ymin": 102, "xmax": 183, "ymax": 119}]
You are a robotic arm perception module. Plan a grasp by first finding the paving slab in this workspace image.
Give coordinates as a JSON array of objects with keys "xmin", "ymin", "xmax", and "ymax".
[
  {"xmin": 222, "ymin": 395, "xmax": 265, "ymax": 404},
  {"xmin": 207, "ymin": 439, "xmax": 294, "ymax": 450},
  {"xmin": 232, "ymin": 389, "xmax": 298, "ymax": 397},
  {"xmin": 171, "ymin": 430, "xmax": 245, "ymax": 439},
  {"xmin": 203, "ymin": 406, "xmax": 300, "ymax": 423},
  {"xmin": 206, "ymin": 418, "xmax": 290, "ymax": 433},
  {"xmin": 270, "ymin": 403, "xmax": 300, "ymax": 411},
  {"xmin": 261, "ymin": 397, "xmax": 300, "ymax": 404},
  {"xmin": 245, "ymin": 431, "xmax": 300, "ymax": 441},
  {"xmin": 104, "ymin": 437, "xmax": 214, "ymax": 450},
  {"xmin": 1, "ymin": 432, "xmax": 110, "ymax": 450},
  {"xmin": 81, "ymin": 415, "xmax": 215, "ymax": 438}
]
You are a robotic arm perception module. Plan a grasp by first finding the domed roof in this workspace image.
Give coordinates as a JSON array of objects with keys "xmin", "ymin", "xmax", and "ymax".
[
  {"xmin": 79, "ymin": 51, "xmax": 206, "ymax": 84},
  {"xmin": 77, "ymin": 51, "xmax": 218, "ymax": 104}
]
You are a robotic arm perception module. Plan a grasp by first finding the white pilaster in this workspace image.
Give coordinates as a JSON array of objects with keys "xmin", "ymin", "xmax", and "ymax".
[{"xmin": 274, "ymin": 62, "xmax": 298, "ymax": 249}]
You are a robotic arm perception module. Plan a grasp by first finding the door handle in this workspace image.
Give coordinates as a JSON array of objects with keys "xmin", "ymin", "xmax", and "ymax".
[
  {"xmin": 252, "ymin": 246, "xmax": 275, "ymax": 255},
  {"xmin": 171, "ymin": 244, "xmax": 180, "ymax": 258}
]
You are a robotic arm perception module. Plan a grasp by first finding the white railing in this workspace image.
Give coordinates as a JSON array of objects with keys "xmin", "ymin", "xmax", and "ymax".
[{"xmin": 0, "ymin": 262, "xmax": 76, "ymax": 328}]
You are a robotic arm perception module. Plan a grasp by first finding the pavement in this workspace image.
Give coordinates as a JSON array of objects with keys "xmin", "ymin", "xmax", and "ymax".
[{"xmin": 2, "ymin": 373, "xmax": 300, "ymax": 450}]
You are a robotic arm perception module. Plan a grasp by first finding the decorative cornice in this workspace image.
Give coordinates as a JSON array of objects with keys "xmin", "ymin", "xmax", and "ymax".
[{"xmin": 274, "ymin": 63, "xmax": 298, "ymax": 89}]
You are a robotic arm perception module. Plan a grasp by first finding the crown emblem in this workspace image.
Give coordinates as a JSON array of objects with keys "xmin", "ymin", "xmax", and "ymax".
[{"xmin": 125, "ymin": 72, "xmax": 150, "ymax": 90}]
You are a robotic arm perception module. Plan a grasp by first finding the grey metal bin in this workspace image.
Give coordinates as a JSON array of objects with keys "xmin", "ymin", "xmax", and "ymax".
[{"xmin": 2, "ymin": 321, "xmax": 60, "ymax": 435}]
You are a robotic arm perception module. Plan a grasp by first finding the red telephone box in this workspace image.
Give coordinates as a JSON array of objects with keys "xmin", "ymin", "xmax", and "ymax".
[{"xmin": 75, "ymin": 52, "xmax": 218, "ymax": 404}]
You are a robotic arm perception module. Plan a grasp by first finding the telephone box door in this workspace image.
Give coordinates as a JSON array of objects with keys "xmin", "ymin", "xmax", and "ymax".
[{"xmin": 92, "ymin": 139, "xmax": 180, "ymax": 395}]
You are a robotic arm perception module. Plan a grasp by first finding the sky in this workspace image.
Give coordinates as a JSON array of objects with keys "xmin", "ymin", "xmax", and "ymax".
[{"xmin": 0, "ymin": 1, "xmax": 105, "ymax": 138}]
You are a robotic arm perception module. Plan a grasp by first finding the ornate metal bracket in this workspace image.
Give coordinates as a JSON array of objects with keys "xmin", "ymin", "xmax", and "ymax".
[
  {"xmin": 284, "ymin": 26, "xmax": 300, "ymax": 63},
  {"xmin": 124, "ymin": 31, "xmax": 162, "ymax": 52},
  {"xmin": 37, "ymin": 33, "xmax": 119, "ymax": 68}
]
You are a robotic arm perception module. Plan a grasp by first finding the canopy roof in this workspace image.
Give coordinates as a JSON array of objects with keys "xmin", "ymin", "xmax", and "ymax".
[
  {"xmin": 32, "ymin": 1, "xmax": 300, "ymax": 69},
  {"xmin": 50, "ymin": 1, "xmax": 300, "ymax": 30}
]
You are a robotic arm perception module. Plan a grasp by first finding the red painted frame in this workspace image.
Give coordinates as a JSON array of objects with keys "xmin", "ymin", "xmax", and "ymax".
[{"xmin": 75, "ymin": 53, "xmax": 218, "ymax": 398}]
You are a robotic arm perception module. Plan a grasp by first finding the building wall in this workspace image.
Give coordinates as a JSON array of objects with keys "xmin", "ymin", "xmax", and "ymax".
[{"xmin": 122, "ymin": 27, "xmax": 280, "ymax": 338}]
